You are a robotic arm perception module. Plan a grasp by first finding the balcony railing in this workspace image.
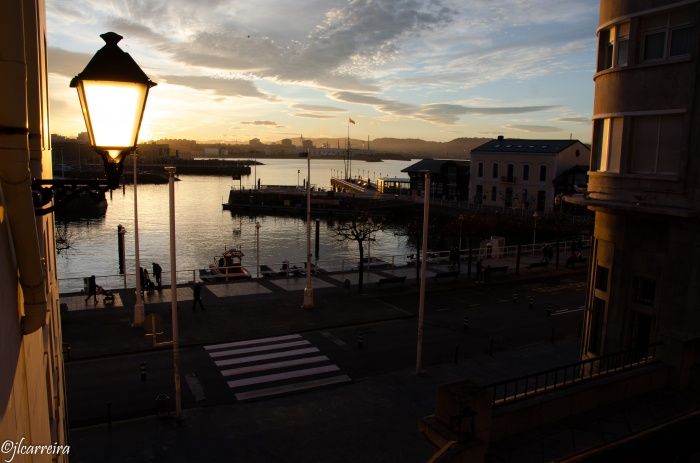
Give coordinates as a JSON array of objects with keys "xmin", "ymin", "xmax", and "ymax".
[{"xmin": 485, "ymin": 343, "xmax": 661, "ymax": 408}]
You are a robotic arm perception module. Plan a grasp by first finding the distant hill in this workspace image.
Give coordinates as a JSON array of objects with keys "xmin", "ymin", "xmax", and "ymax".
[{"xmin": 301, "ymin": 137, "xmax": 490, "ymax": 159}]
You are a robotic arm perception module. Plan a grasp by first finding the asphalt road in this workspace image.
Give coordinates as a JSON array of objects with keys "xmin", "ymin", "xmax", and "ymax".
[{"xmin": 65, "ymin": 275, "xmax": 586, "ymax": 427}]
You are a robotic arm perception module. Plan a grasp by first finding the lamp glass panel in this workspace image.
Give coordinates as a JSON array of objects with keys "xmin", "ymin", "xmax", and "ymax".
[{"xmin": 81, "ymin": 80, "xmax": 147, "ymax": 149}]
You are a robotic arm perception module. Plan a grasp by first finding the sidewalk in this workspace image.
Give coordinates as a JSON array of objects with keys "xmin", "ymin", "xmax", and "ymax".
[{"xmin": 60, "ymin": 266, "xmax": 587, "ymax": 360}]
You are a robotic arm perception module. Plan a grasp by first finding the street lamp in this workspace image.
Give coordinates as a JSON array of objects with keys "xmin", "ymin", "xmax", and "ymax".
[
  {"xmin": 255, "ymin": 221, "xmax": 261, "ymax": 278},
  {"xmin": 416, "ymin": 171, "xmax": 431, "ymax": 375},
  {"xmin": 165, "ymin": 166, "xmax": 181, "ymax": 419},
  {"xmin": 533, "ymin": 211, "xmax": 539, "ymax": 248},
  {"xmin": 302, "ymin": 151, "xmax": 314, "ymax": 309},
  {"xmin": 70, "ymin": 32, "xmax": 156, "ymax": 189},
  {"xmin": 70, "ymin": 32, "xmax": 155, "ymax": 326}
]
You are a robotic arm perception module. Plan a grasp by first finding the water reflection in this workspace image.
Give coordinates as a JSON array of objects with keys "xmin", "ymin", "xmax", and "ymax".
[{"xmin": 57, "ymin": 160, "xmax": 415, "ymax": 292}]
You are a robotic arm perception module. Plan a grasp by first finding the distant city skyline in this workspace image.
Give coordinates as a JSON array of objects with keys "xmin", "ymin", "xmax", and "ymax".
[{"xmin": 47, "ymin": 0, "xmax": 598, "ymax": 144}]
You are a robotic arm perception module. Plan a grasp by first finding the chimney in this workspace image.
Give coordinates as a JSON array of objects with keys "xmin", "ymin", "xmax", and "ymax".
[{"xmin": 497, "ymin": 135, "xmax": 504, "ymax": 141}]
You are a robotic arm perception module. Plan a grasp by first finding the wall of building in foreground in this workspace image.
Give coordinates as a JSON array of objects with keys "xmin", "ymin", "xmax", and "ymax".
[{"xmin": 0, "ymin": 0, "xmax": 68, "ymax": 459}]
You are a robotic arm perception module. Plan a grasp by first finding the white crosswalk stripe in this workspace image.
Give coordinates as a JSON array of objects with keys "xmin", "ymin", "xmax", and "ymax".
[{"xmin": 204, "ymin": 334, "xmax": 350, "ymax": 400}]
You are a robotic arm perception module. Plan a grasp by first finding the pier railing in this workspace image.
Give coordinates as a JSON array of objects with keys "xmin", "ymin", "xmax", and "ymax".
[{"xmin": 57, "ymin": 238, "xmax": 590, "ymax": 294}]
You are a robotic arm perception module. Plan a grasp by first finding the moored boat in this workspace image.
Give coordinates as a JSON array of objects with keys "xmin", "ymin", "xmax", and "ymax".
[{"xmin": 199, "ymin": 246, "xmax": 252, "ymax": 282}]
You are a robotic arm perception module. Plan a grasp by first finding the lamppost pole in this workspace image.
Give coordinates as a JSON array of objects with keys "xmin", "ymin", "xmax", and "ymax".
[
  {"xmin": 256, "ymin": 221, "xmax": 261, "ymax": 278},
  {"xmin": 416, "ymin": 171, "xmax": 430, "ymax": 375},
  {"xmin": 166, "ymin": 166, "xmax": 181, "ymax": 419},
  {"xmin": 303, "ymin": 151, "xmax": 314, "ymax": 309},
  {"xmin": 458, "ymin": 214, "xmax": 464, "ymax": 250},
  {"xmin": 133, "ymin": 152, "xmax": 144, "ymax": 326}
]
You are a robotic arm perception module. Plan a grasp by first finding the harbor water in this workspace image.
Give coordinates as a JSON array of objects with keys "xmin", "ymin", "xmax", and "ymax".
[{"xmin": 57, "ymin": 159, "xmax": 415, "ymax": 292}]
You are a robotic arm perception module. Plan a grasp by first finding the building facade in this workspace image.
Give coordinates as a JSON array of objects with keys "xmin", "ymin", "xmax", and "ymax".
[
  {"xmin": 576, "ymin": 0, "xmax": 700, "ymax": 387},
  {"xmin": 470, "ymin": 137, "xmax": 590, "ymax": 212},
  {"xmin": 0, "ymin": 0, "xmax": 68, "ymax": 458},
  {"xmin": 401, "ymin": 159, "xmax": 470, "ymax": 201}
]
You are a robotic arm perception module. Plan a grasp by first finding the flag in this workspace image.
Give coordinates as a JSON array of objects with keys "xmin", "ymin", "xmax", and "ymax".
[{"xmin": 349, "ymin": 117, "xmax": 356, "ymax": 124}]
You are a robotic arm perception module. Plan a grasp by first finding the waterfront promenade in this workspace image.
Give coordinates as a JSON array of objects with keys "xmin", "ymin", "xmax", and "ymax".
[{"xmin": 60, "ymin": 258, "xmax": 696, "ymax": 463}]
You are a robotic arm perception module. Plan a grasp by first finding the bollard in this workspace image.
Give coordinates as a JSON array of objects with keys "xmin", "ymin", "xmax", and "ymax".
[
  {"xmin": 357, "ymin": 333, "xmax": 364, "ymax": 350},
  {"xmin": 512, "ymin": 292, "xmax": 518, "ymax": 304},
  {"xmin": 140, "ymin": 362, "xmax": 147, "ymax": 382},
  {"xmin": 107, "ymin": 402, "xmax": 112, "ymax": 429},
  {"xmin": 528, "ymin": 296, "xmax": 534, "ymax": 311},
  {"xmin": 463, "ymin": 316, "xmax": 470, "ymax": 332},
  {"xmin": 453, "ymin": 345, "xmax": 460, "ymax": 365}
]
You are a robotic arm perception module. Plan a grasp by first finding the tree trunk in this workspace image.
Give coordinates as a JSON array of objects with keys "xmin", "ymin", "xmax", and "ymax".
[{"xmin": 357, "ymin": 239, "xmax": 364, "ymax": 293}]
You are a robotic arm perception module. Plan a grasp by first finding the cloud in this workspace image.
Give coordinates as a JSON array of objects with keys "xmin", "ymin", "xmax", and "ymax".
[
  {"xmin": 504, "ymin": 124, "xmax": 564, "ymax": 133},
  {"xmin": 241, "ymin": 121, "xmax": 277, "ymax": 125},
  {"xmin": 558, "ymin": 116, "xmax": 590, "ymax": 123},
  {"xmin": 47, "ymin": 47, "xmax": 92, "ymax": 77},
  {"xmin": 294, "ymin": 113, "xmax": 337, "ymax": 119},
  {"xmin": 161, "ymin": 0, "xmax": 455, "ymax": 91},
  {"xmin": 292, "ymin": 103, "xmax": 346, "ymax": 112},
  {"xmin": 331, "ymin": 91, "xmax": 556, "ymax": 124},
  {"xmin": 161, "ymin": 75, "xmax": 274, "ymax": 100}
]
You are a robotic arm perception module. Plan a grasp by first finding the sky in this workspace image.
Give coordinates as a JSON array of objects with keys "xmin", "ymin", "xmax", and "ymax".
[{"xmin": 46, "ymin": 0, "xmax": 599, "ymax": 144}]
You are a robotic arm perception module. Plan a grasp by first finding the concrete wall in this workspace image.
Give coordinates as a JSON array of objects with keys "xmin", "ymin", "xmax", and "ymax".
[
  {"xmin": 0, "ymin": 0, "xmax": 67, "ymax": 459},
  {"xmin": 489, "ymin": 364, "xmax": 669, "ymax": 443}
]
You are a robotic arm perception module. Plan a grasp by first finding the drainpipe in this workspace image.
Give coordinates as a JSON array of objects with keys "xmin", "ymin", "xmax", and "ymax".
[{"xmin": 0, "ymin": 0, "xmax": 47, "ymax": 334}]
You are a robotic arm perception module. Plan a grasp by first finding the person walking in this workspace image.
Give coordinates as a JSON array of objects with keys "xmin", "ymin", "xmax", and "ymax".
[
  {"xmin": 152, "ymin": 262, "xmax": 162, "ymax": 291},
  {"xmin": 84, "ymin": 275, "xmax": 97, "ymax": 304},
  {"xmin": 192, "ymin": 281, "xmax": 205, "ymax": 311}
]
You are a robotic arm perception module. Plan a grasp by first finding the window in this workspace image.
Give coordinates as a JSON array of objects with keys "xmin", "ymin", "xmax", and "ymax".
[
  {"xmin": 595, "ymin": 265, "xmax": 609, "ymax": 292},
  {"xmin": 599, "ymin": 28, "xmax": 614, "ymax": 70},
  {"xmin": 536, "ymin": 190, "xmax": 546, "ymax": 212},
  {"xmin": 522, "ymin": 164, "xmax": 530, "ymax": 181},
  {"xmin": 492, "ymin": 163, "xmax": 499, "ymax": 179},
  {"xmin": 522, "ymin": 189, "xmax": 528, "ymax": 208},
  {"xmin": 588, "ymin": 297, "xmax": 606, "ymax": 355},
  {"xmin": 592, "ymin": 117, "xmax": 623, "ymax": 173},
  {"xmin": 633, "ymin": 277, "xmax": 656, "ymax": 305},
  {"xmin": 641, "ymin": 9, "xmax": 694, "ymax": 62},
  {"xmin": 475, "ymin": 185, "xmax": 483, "ymax": 204},
  {"xmin": 506, "ymin": 164, "xmax": 514, "ymax": 182},
  {"xmin": 539, "ymin": 165, "xmax": 547, "ymax": 182},
  {"xmin": 477, "ymin": 162, "xmax": 483, "ymax": 178},
  {"xmin": 616, "ymin": 22, "xmax": 630, "ymax": 66},
  {"xmin": 630, "ymin": 114, "xmax": 683, "ymax": 175},
  {"xmin": 670, "ymin": 25, "xmax": 693, "ymax": 56},
  {"xmin": 598, "ymin": 22, "xmax": 630, "ymax": 70},
  {"xmin": 491, "ymin": 186, "xmax": 497, "ymax": 201}
]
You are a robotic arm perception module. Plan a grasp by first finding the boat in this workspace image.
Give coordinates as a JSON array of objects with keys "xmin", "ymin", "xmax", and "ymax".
[{"xmin": 199, "ymin": 246, "xmax": 252, "ymax": 282}]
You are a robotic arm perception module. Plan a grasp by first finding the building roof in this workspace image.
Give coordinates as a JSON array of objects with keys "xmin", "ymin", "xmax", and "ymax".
[
  {"xmin": 471, "ymin": 138, "xmax": 582, "ymax": 154},
  {"xmin": 379, "ymin": 177, "xmax": 410, "ymax": 182},
  {"xmin": 401, "ymin": 159, "xmax": 469, "ymax": 174}
]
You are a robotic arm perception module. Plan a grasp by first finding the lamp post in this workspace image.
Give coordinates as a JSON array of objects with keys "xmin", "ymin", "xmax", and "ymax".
[
  {"xmin": 416, "ymin": 171, "xmax": 430, "ymax": 375},
  {"xmin": 133, "ymin": 152, "xmax": 144, "ymax": 325},
  {"xmin": 70, "ymin": 32, "xmax": 155, "ymax": 326},
  {"xmin": 255, "ymin": 221, "xmax": 261, "ymax": 278},
  {"xmin": 302, "ymin": 151, "xmax": 314, "ymax": 309},
  {"xmin": 533, "ymin": 211, "xmax": 539, "ymax": 247},
  {"xmin": 458, "ymin": 214, "xmax": 464, "ymax": 251},
  {"xmin": 165, "ymin": 167, "xmax": 181, "ymax": 419}
]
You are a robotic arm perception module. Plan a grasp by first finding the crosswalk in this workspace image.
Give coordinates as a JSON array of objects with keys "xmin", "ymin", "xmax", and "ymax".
[{"xmin": 204, "ymin": 334, "xmax": 351, "ymax": 401}]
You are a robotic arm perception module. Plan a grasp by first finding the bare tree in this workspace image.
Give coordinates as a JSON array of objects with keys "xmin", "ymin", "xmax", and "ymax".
[
  {"xmin": 335, "ymin": 213, "xmax": 383, "ymax": 293},
  {"xmin": 55, "ymin": 222, "xmax": 73, "ymax": 254}
]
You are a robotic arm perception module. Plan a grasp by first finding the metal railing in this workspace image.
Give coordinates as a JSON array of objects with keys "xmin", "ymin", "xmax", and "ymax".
[
  {"xmin": 485, "ymin": 343, "xmax": 661, "ymax": 408},
  {"xmin": 57, "ymin": 238, "xmax": 591, "ymax": 293}
]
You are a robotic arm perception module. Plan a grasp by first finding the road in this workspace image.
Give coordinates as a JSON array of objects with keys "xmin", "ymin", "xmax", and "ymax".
[{"xmin": 65, "ymin": 275, "xmax": 586, "ymax": 427}]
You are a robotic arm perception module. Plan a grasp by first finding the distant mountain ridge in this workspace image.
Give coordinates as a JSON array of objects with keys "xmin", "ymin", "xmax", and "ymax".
[{"xmin": 303, "ymin": 136, "xmax": 490, "ymax": 159}]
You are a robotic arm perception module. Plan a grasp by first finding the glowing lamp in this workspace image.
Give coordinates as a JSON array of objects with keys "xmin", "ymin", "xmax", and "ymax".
[{"xmin": 70, "ymin": 32, "xmax": 156, "ymax": 188}]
